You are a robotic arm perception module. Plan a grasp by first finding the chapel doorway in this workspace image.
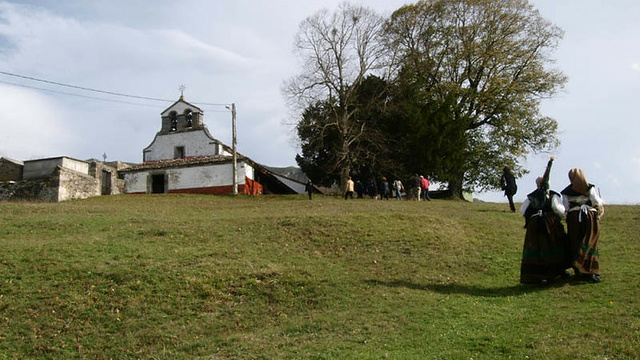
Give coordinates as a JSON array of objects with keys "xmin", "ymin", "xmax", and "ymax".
[
  {"xmin": 101, "ymin": 170, "xmax": 112, "ymax": 195},
  {"xmin": 151, "ymin": 174, "xmax": 166, "ymax": 194}
]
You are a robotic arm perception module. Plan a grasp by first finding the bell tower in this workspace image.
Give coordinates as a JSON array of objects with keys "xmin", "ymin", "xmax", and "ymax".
[
  {"xmin": 158, "ymin": 96, "xmax": 205, "ymax": 134},
  {"xmin": 142, "ymin": 92, "xmax": 226, "ymax": 162}
]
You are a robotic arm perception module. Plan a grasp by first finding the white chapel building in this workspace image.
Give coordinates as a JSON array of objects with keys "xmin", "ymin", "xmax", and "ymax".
[{"xmin": 120, "ymin": 96, "xmax": 297, "ymax": 195}]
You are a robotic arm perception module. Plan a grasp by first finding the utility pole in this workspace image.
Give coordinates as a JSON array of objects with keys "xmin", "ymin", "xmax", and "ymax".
[{"xmin": 231, "ymin": 103, "xmax": 238, "ymax": 195}]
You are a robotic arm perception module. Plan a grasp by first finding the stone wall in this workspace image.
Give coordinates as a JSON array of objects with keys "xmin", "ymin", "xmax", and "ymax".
[
  {"xmin": 56, "ymin": 166, "xmax": 100, "ymax": 202},
  {"xmin": 0, "ymin": 177, "xmax": 58, "ymax": 201},
  {"xmin": 89, "ymin": 161, "xmax": 126, "ymax": 195},
  {"xmin": 0, "ymin": 162, "xmax": 124, "ymax": 202},
  {"xmin": 0, "ymin": 158, "xmax": 23, "ymax": 182}
]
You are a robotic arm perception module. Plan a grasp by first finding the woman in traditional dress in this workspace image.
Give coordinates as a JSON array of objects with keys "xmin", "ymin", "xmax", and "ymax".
[
  {"xmin": 561, "ymin": 168, "xmax": 605, "ymax": 283},
  {"xmin": 519, "ymin": 157, "xmax": 569, "ymax": 284}
]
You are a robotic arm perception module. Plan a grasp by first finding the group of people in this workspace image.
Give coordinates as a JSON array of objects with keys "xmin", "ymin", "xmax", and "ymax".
[
  {"xmin": 309, "ymin": 161, "xmax": 604, "ymax": 286},
  {"xmin": 343, "ymin": 175, "xmax": 431, "ymax": 201},
  {"xmin": 518, "ymin": 158, "xmax": 605, "ymax": 285}
]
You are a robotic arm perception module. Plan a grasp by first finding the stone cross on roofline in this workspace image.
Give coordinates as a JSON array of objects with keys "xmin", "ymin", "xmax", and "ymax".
[{"xmin": 179, "ymin": 84, "xmax": 186, "ymax": 100}]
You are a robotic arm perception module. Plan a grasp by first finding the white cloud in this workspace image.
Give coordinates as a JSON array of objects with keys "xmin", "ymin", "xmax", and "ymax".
[
  {"xmin": 0, "ymin": 84, "xmax": 74, "ymax": 159},
  {"xmin": 153, "ymin": 29, "xmax": 257, "ymax": 67}
]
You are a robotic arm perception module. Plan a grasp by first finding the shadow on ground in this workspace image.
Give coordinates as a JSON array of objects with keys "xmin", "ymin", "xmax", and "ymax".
[{"xmin": 364, "ymin": 276, "xmax": 590, "ymax": 297}]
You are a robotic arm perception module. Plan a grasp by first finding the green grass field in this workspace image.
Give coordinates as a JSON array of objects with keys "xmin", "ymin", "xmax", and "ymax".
[{"xmin": 0, "ymin": 194, "xmax": 638, "ymax": 359}]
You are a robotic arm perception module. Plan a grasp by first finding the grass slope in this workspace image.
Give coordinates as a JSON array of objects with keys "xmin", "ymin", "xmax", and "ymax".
[{"xmin": 0, "ymin": 195, "xmax": 638, "ymax": 359}]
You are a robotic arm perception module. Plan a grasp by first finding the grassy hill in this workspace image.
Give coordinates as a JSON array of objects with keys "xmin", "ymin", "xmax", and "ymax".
[{"xmin": 0, "ymin": 195, "xmax": 638, "ymax": 359}]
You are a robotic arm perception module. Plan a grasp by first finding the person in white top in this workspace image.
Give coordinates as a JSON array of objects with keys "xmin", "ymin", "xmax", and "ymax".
[
  {"xmin": 392, "ymin": 179, "xmax": 403, "ymax": 200},
  {"xmin": 560, "ymin": 168, "xmax": 604, "ymax": 283}
]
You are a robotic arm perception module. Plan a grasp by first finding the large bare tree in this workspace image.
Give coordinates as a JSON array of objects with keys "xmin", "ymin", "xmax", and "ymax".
[{"xmin": 284, "ymin": 2, "xmax": 387, "ymax": 189}]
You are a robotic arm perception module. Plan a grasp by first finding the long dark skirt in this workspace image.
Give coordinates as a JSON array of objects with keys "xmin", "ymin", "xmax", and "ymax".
[
  {"xmin": 566, "ymin": 209, "xmax": 600, "ymax": 275},
  {"xmin": 520, "ymin": 213, "xmax": 569, "ymax": 283}
]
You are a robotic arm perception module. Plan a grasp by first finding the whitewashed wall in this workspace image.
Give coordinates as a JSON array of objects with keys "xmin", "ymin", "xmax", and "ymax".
[
  {"xmin": 168, "ymin": 163, "xmax": 237, "ymax": 190},
  {"xmin": 61, "ymin": 158, "xmax": 90, "ymax": 174},
  {"xmin": 143, "ymin": 130, "xmax": 232, "ymax": 161},
  {"xmin": 124, "ymin": 171, "xmax": 147, "ymax": 193},
  {"xmin": 124, "ymin": 161, "xmax": 252, "ymax": 193}
]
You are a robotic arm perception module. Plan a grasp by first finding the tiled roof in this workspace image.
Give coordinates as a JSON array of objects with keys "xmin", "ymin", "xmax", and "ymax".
[{"xmin": 119, "ymin": 155, "xmax": 246, "ymax": 172}]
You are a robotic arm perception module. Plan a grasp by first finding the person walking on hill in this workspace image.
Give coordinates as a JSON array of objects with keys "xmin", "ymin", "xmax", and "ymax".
[
  {"xmin": 381, "ymin": 177, "xmax": 391, "ymax": 200},
  {"xmin": 501, "ymin": 166, "xmax": 518, "ymax": 212},
  {"xmin": 355, "ymin": 179, "xmax": 364, "ymax": 199},
  {"xmin": 413, "ymin": 174, "xmax": 422, "ymax": 201},
  {"xmin": 420, "ymin": 175, "xmax": 431, "ymax": 201},
  {"xmin": 393, "ymin": 179, "xmax": 404, "ymax": 200},
  {"xmin": 305, "ymin": 179, "xmax": 314, "ymax": 200},
  {"xmin": 345, "ymin": 176, "xmax": 355, "ymax": 200},
  {"xmin": 366, "ymin": 178, "xmax": 378, "ymax": 199},
  {"xmin": 561, "ymin": 168, "xmax": 605, "ymax": 283}
]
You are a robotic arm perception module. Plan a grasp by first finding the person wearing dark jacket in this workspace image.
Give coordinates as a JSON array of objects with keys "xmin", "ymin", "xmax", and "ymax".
[
  {"xmin": 355, "ymin": 180, "xmax": 364, "ymax": 199},
  {"xmin": 304, "ymin": 180, "xmax": 314, "ymax": 200},
  {"xmin": 501, "ymin": 166, "xmax": 518, "ymax": 212},
  {"xmin": 381, "ymin": 177, "xmax": 391, "ymax": 200}
]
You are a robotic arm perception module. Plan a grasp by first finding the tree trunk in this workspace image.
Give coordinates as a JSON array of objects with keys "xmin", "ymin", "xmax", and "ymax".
[
  {"xmin": 340, "ymin": 166, "xmax": 351, "ymax": 194},
  {"xmin": 339, "ymin": 132, "xmax": 351, "ymax": 193},
  {"xmin": 446, "ymin": 173, "xmax": 465, "ymax": 200}
]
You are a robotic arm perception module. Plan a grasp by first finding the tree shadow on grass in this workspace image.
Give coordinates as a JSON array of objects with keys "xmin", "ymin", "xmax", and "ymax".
[{"xmin": 364, "ymin": 277, "xmax": 577, "ymax": 297}]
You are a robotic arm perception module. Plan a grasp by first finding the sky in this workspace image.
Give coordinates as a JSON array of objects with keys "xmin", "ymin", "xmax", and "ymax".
[{"xmin": 0, "ymin": 0, "xmax": 639, "ymax": 204}]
